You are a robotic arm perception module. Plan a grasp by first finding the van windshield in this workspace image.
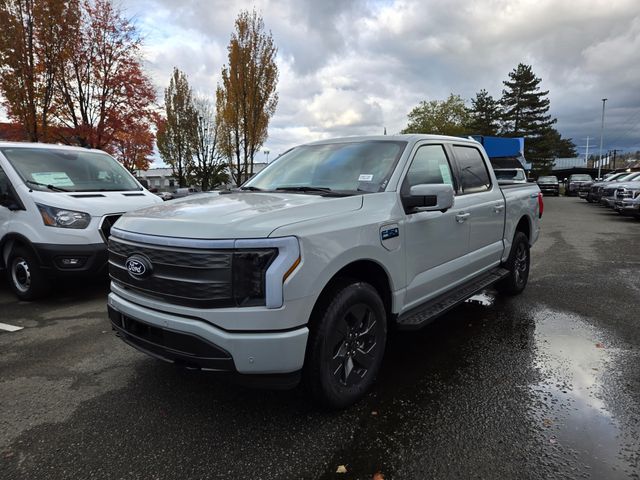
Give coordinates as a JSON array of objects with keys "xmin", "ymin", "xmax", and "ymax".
[
  {"xmin": 0, "ymin": 147, "xmax": 141, "ymax": 192},
  {"xmin": 243, "ymin": 141, "xmax": 407, "ymax": 193}
]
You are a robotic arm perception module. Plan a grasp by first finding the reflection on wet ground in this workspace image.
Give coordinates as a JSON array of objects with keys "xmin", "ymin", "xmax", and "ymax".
[{"xmin": 531, "ymin": 308, "xmax": 638, "ymax": 479}]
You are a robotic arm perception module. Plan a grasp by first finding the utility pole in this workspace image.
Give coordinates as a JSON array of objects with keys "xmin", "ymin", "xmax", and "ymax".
[
  {"xmin": 597, "ymin": 98, "xmax": 607, "ymax": 180},
  {"xmin": 611, "ymin": 149, "xmax": 620, "ymax": 170}
]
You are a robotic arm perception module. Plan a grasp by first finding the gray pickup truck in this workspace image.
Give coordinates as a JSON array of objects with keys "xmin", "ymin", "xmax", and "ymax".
[{"xmin": 107, "ymin": 135, "xmax": 543, "ymax": 408}]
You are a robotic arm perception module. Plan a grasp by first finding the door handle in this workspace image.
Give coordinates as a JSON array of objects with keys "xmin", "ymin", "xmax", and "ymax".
[
  {"xmin": 455, "ymin": 212, "xmax": 471, "ymax": 223},
  {"xmin": 493, "ymin": 204, "xmax": 505, "ymax": 213}
]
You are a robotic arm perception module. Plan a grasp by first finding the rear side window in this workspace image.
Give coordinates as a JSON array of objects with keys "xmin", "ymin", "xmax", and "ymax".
[
  {"xmin": 405, "ymin": 145, "xmax": 455, "ymax": 189},
  {"xmin": 453, "ymin": 146, "xmax": 491, "ymax": 194}
]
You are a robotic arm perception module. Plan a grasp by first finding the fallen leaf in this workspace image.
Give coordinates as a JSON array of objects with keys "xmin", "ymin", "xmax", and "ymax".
[
  {"xmin": 549, "ymin": 437, "xmax": 557, "ymax": 444},
  {"xmin": 371, "ymin": 411, "xmax": 378, "ymax": 416},
  {"xmin": 336, "ymin": 465, "xmax": 347, "ymax": 474},
  {"xmin": 595, "ymin": 343, "xmax": 605, "ymax": 349},
  {"xmin": 543, "ymin": 418, "xmax": 553, "ymax": 427},
  {"xmin": 592, "ymin": 368, "xmax": 599, "ymax": 371},
  {"xmin": 373, "ymin": 473, "xmax": 385, "ymax": 480}
]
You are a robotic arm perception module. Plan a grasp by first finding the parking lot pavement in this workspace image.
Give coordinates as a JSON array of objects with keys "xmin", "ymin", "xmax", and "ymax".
[{"xmin": 1, "ymin": 197, "xmax": 639, "ymax": 480}]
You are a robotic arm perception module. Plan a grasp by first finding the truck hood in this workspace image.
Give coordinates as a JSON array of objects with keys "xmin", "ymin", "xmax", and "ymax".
[
  {"xmin": 26, "ymin": 189, "xmax": 161, "ymax": 216},
  {"xmin": 114, "ymin": 192, "xmax": 364, "ymax": 239}
]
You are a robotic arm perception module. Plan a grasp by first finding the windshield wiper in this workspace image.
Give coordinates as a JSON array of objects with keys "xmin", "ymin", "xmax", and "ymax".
[
  {"xmin": 25, "ymin": 180, "xmax": 70, "ymax": 192},
  {"xmin": 238, "ymin": 186, "xmax": 264, "ymax": 191},
  {"xmin": 275, "ymin": 186, "xmax": 333, "ymax": 193}
]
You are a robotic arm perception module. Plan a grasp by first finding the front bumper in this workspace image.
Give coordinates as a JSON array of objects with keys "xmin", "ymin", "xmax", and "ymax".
[
  {"xmin": 107, "ymin": 293, "xmax": 309, "ymax": 375},
  {"xmin": 33, "ymin": 242, "xmax": 108, "ymax": 277},
  {"xmin": 539, "ymin": 185, "xmax": 559, "ymax": 195},
  {"xmin": 614, "ymin": 200, "xmax": 640, "ymax": 214}
]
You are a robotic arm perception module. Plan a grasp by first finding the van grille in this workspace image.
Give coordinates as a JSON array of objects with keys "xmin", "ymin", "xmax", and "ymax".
[{"xmin": 100, "ymin": 214, "xmax": 123, "ymax": 243}]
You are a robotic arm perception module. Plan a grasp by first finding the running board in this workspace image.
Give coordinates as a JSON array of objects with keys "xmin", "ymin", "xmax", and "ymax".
[{"xmin": 396, "ymin": 268, "xmax": 510, "ymax": 331}]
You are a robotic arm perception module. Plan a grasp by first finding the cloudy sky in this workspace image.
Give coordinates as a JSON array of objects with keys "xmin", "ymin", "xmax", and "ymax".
[{"xmin": 121, "ymin": 0, "xmax": 640, "ymax": 161}]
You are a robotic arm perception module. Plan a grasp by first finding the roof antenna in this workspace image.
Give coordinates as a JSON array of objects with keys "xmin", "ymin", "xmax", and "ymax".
[{"xmin": 383, "ymin": 127, "xmax": 387, "ymax": 135}]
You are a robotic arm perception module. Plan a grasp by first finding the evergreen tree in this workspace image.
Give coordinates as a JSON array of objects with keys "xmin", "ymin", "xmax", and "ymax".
[
  {"xmin": 500, "ymin": 63, "xmax": 575, "ymax": 174},
  {"xmin": 466, "ymin": 89, "xmax": 500, "ymax": 135}
]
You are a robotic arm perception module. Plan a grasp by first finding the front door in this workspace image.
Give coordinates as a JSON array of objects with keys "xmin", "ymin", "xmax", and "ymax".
[{"xmin": 402, "ymin": 143, "xmax": 470, "ymax": 311}]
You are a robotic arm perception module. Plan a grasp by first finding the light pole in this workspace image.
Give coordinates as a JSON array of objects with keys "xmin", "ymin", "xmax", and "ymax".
[
  {"xmin": 264, "ymin": 148, "xmax": 270, "ymax": 164},
  {"xmin": 597, "ymin": 98, "xmax": 607, "ymax": 180}
]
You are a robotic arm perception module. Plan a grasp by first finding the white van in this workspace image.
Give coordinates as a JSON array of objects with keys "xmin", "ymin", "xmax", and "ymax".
[{"xmin": 0, "ymin": 142, "xmax": 162, "ymax": 300}]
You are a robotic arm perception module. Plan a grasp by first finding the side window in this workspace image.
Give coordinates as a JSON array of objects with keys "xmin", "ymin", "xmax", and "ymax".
[
  {"xmin": 405, "ymin": 145, "xmax": 455, "ymax": 189},
  {"xmin": 453, "ymin": 146, "xmax": 491, "ymax": 194}
]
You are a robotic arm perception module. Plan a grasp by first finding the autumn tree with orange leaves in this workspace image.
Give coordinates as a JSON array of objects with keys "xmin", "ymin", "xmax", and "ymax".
[
  {"xmin": 0, "ymin": 0, "xmax": 79, "ymax": 142},
  {"xmin": 216, "ymin": 10, "xmax": 278, "ymax": 187},
  {"xmin": 54, "ymin": 0, "xmax": 156, "ymax": 155},
  {"xmin": 0, "ymin": 0, "xmax": 156, "ymax": 171}
]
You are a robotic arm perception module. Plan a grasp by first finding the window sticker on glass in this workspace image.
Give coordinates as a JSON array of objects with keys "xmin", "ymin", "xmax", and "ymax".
[
  {"xmin": 358, "ymin": 174, "xmax": 374, "ymax": 182},
  {"xmin": 31, "ymin": 172, "xmax": 75, "ymax": 187},
  {"xmin": 439, "ymin": 165, "xmax": 452, "ymax": 185}
]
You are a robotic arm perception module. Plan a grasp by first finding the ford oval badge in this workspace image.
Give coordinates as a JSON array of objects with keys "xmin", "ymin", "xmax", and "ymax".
[{"xmin": 125, "ymin": 256, "xmax": 152, "ymax": 279}]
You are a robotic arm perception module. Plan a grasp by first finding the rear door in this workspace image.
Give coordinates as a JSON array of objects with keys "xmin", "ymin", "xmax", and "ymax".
[
  {"xmin": 401, "ymin": 142, "xmax": 470, "ymax": 310},
  {"xmin": 449, "ymin": 144, "xmax": 505, "ymax": 274}
]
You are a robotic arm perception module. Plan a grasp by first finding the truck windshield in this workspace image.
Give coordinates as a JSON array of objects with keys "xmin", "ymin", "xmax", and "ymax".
[
  {"xmin": 0, "ymin": 147, "xmax": 141, "ymax": 192},
  {"xmin": 538, "ymin": 176, "xmax": 558, "ymax": 183},
  {"xmin": 243, "ymin": 141, "xmax": 407, "ymax": 193},
  {"xmin": 570, "ymin": 175, "xmax": 592, "ymax": 181}
]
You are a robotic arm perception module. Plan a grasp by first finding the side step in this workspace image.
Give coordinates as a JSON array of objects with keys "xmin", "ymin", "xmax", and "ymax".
[{"xmin": 396, "ymin": 267, "xmax": 510, "ymax": 331}]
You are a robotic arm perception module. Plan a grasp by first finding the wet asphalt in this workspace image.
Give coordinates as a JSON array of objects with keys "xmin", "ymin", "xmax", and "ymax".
[{"xmin": 0, "ymin": 197, "xmax": 639, "ymax": 480}]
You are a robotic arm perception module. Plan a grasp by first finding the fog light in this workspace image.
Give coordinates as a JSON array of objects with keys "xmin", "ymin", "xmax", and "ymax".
[{"xmin": 56, "ymin": 256, "xmax": 87, "ymax": 268}]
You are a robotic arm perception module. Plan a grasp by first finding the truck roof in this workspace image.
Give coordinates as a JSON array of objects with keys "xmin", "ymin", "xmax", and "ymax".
[{"xmin": 304, "ymin": 134, "xmax": 481, "ymax": 146}]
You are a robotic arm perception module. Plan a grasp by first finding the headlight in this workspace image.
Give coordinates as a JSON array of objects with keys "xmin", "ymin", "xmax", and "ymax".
[
  {"xmin": 232, "ymin": 249, "xmax": 278, "ymax": 306},
  {"xmin": 36, "ymin": 204, "xmax": 91, "ymax": 229}
]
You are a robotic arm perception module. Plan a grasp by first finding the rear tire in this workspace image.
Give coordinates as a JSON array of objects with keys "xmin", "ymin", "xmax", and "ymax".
[
  {"xmin": 7, "ymin": 246, "xmax": 49, "ymax": 300},
  {"xmin": 303, "ymin": 280, "xmax": 387, "ymax": 409},
  {"xmin": 496, "ymin": 232, "xmax": 530, "ymax": 296}
]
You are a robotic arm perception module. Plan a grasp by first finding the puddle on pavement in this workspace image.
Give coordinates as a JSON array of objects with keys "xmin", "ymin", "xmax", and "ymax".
[
  {"xmin": 465, "ymin": 292, "xmax": 496, "ymax": 307},
  {"xmin": 531, "ymin": 308, "xmax": 633, "ymax": 478}
]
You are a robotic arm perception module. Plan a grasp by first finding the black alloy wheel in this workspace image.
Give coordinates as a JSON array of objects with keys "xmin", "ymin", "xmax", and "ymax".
[
  {"xmin": 496, "ymin": 231, "xmax": 530, "ymax": 296},
  {"xmin": 304, "ymin": 280, "xmax": 387, "ymax": 409}
]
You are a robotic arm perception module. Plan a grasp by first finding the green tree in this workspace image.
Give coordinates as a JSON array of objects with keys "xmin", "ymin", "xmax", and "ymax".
[
  {"xmin": 402, "ymin": 94, "xmax": 469, "ymax": 136},
  {"xmin": 190, "ymin": 96, "xmax": 228, "ymax": 190},
  {"xmin": 500, "ymin": 63, "xmax": 575, "ymax": 173},
  {"xmin": 216, "ymin": 9, "xmax": 279, "ymax": 187},
  {"xmin": 157, "ymin": 68, "xmax": 196, "ymax": 188},
  {"xmin": 466, "ymin": 89, "xmax": 500, "ymax": 135}
]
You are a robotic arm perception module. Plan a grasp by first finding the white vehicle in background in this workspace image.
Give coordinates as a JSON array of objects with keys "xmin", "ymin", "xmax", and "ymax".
[
  {"xmin": 493, "ymin": 168, "xmax": 528, "ymax": 184},
  {"xmin": 107, "ymin": 135, "xmax": 542, "ymax": 408},
  {"xmin": 0, "ymin": 142, "xmax": 162, "ymax": 299}
]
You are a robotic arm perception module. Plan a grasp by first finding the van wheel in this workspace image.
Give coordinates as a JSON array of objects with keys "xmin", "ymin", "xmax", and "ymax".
[
  {"xmin": 7, "ymin": 246, "xmax": 49, "ymax": 300},
  {"xmin": 496, "ymin": 232, "xmax": 530, "ymax": 296},
  {"xmin": 304, "ymin": 280, "xmax": 387, "ymax": 409}
]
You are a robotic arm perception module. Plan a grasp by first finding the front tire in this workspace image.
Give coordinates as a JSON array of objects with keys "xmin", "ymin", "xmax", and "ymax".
[
  {"xmin": 496, "ymin": 232, "xmax": 530, "ymax": 296},
  {"xmin": 304, "ymin": 280, "xmax": 387, "ymax": 409},
  {"xmin": 7, "ymin": 246, "xmax": 49, "ymax": 300}
]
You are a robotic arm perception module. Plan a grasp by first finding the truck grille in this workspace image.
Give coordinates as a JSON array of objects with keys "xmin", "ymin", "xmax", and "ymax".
[
  {"xmin": 108, "ymin": 236, "xmax": 234, "ymax": 308},
  {"xmin": 616, "ymin": 188, "xmax": 632, "ymax": 199}
]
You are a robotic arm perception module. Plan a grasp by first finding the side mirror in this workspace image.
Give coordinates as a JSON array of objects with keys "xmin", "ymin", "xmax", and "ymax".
[
  {"xmin": 402, "ymin": 184, "xmax": 455, "ymax": 213},
  {"xmin": 0, "ymin": 192, "xmax": 20, "ymax": 211}
]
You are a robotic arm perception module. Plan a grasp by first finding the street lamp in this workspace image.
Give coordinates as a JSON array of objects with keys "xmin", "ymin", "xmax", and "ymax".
[
  {"xmin": 264, "ymin": 148, "xmax": 270, "ymax": 163},
  {"xmin": 597, "ymin": 98, "xmax": 607, "ymax": 180}
]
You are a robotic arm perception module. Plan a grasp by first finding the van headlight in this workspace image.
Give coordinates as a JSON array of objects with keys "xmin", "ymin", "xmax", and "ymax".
[{"xmin": 36, "ymin": 204, "xmax": 91, "ymax": 229}]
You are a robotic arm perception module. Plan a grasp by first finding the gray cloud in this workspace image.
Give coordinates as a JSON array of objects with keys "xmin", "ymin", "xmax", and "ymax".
[{"xmin": 122, "ymin": 0, "xmax": 640, "ymax": 158}]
